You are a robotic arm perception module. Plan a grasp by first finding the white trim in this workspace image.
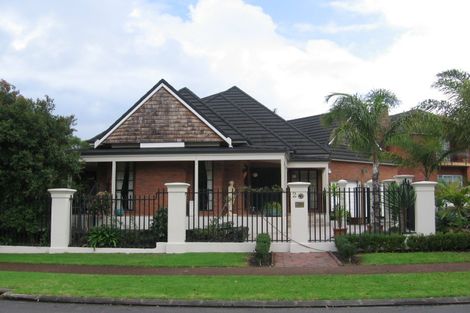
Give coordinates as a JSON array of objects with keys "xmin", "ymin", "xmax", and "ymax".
[
  {"xmin": 140, "ymin": 142, "xmax": 185, "ymax": 148},
  {"xmin": 287, "ymin": 161, "xmax": 329, "ymax": 169},
  {"xmin": 81, "ymin": 152, "xmax": 287, "ymax": 163},
  {"xmin": 331, "ymin": 158, "xmax": 397, "ymax": 166},
  {"xmin": 111, "ymin": 161, "xmax": 116, "ymax": 197},
  {"xmin": 1, "ymin": 242, "xmax": 337, "ymax": 254},
  {"xmin": 94, "ymin": 83, "xmax": 232, "ymax": 148}
]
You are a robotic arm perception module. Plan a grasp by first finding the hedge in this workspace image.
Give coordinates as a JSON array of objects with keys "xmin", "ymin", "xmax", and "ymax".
[{"xmin": 335, "ymin": 232, "xmax": 470, "ymax": 262}]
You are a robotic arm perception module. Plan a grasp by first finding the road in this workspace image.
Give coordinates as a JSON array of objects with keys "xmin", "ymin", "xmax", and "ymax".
[{"xmin": 0, "ymin": 300, "xmax": 469, "ymax": 313}]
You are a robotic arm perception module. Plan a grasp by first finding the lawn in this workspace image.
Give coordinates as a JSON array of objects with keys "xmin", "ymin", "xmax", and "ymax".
[
  {"xmin": 360, "ymin": 252, "xmax": 470, "ymax": 265},
  {"xmin": 0, "ymin": 253, "xmax": 249, "ymax": 268},
  {"xmin": 0, "ymin": 271, "xmax": 470, "ymax": 300}
]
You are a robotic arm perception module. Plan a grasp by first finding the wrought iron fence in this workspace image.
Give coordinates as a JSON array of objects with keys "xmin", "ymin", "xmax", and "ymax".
[
  {"xmin": 70, "ymin": 191, "xmax": 167, "ymax": 248},
  {"xmin": 308, "ymin": 185, "xmax": 415, "ymax": 242},
  {"xmin": 0, "ymin": 195, "xmax": 51, "ymax": 246},
  {"xmin": 186, "ymin": 189, "xmax": 290, "ymax": 242}
]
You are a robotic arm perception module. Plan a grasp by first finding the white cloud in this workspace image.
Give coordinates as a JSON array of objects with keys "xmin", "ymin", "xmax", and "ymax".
[
  {"xmin": 0, "ymin": 0, "xmax": 469, "ymax": 138},
  {"xmin": 294, "ymin": 22, "xmax": 379, "ymax": 34}
]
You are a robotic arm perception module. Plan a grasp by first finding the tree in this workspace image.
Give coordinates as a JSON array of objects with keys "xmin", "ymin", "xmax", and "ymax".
[
  {"xmin": 0, "ymin": 80, "xmax": 82, "ymax": 243},
  {"xmin": 421, "ymin": 69, "xmax": 470, "ymax": 148},
  {"xmin": 323, "ymin": 89, "xmax": 400, "ymax": 231},
  {"xmin": 391, "ymin": 110, "xmax": 452, "ymax": 180}
]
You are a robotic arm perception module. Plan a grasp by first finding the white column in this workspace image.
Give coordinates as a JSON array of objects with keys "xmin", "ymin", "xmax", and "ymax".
[
  {"xmin": 412, "ymin": 181, "xmax": 437, "ymax": 235},
  {"xmin": 394, "ymin": 175, "xmax": 414, "ymax": 184},
  {"xmin": 288, "ymin": 182, "xmax": 310, "ymax": 253},
  {"xmin": 111, "ymin": 161, "xmax": 117, "ymax": 196},
  {"xmin": 280, "ymin": 157, "xmax": 287, "ymax": 217},
  {"xmin": 193, "ymin": 160, "xmax": 199, "ymax": 215},
  {"xmin": 165, "ymin": 182, "xmax": 190, "ymax": 253},
  {"xmin": 322, "ymin": 165, "xmax": 329, "ymax": 190},
  {"xmin": 48, "ymin": 188, "xmax": 76, "ymax": 250}
]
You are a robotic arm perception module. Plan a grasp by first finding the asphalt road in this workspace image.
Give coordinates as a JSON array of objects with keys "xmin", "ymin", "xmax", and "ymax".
[{"xmin": 0, "ymin": 301, "xmax": 469, "ymax": 313}]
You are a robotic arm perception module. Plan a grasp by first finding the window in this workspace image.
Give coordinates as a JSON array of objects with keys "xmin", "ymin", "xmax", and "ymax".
[
  {"xmin": 198, "ymin": 161, "xmax": 213, "ymax": 211},
  {"xmin": 288, "ymin": 169, "xmax": 320, "ymax": 211},
  {"xmin": 116, "ymin": 162, "xmax": 135, "ymax": 210},
  {"xmin": 438, "ymin": 175, "xmax": 463, "ymax": 186}
]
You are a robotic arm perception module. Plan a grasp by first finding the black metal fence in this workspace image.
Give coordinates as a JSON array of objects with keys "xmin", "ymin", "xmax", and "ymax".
[
  {"xmin": 187, "ymin": 189, "xmax": 290, "ymax": 242},
  {"xmin": 0, "ymin": 195, "xmax": 51, "ymax": 246},
  {"xmin": 308, "ymin": 184, "xmax": 415, "ymax": 242},
  {"xmin": 70, "ymin": 191, "xmax": 167, "ymax": 248}
]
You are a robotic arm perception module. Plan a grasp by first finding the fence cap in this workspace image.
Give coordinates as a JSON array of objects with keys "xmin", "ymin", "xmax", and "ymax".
[
  {"xmin": 411, "ymin": 181, "xmax": 438, "ymax": 188},
  {"xmin": 48, "ymin": 188, "xmax": 77, "ymax": 198},
  {"xmin": 165, "ymin": 182, "xmax": 190, "ymax": 190},
  {"xmin": 287, "ymin": 182, "xmax": 311, "ymax": 188}
]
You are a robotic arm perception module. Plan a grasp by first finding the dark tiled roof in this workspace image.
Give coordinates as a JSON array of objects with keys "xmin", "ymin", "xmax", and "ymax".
[
  {"xmin": 178, "ymin": 88, "xmax": 247, "ymax": 143},
  {"xmin": 87, "ymin": 80, "xmax": 330, "ymax": 161},
  {"xmin": 200, "ymin": 86, "xmax": 330, "ymax": 160},
  {"xmin": 289, "ymin": 114, "xmax": 371, "ymax": 162}
]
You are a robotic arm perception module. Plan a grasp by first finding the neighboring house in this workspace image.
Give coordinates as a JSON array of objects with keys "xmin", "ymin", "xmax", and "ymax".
[
  {"xmin": 289, "ymin": 114, "xmax": 470, "ymax": 186},
  {"xmin": 80, "ymin": 79, "xmax": 470, "ymax": 212},
  {"xmin": 81, "ymin": 79, "xmax": 330, "ymax": 213}
]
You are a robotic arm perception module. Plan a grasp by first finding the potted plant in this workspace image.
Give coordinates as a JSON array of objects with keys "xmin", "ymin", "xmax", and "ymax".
[
  {"xmin": 332, "ymin": 207, "xmax": 349, "ymax": 237},
  {"xmin": 263, "ymin": 201, "xmax": 282, "ymax": 217}
]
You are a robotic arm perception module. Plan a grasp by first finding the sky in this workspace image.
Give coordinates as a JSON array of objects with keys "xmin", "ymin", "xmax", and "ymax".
[{"xmin": 1, "ymin": 0, "xmax": 470, "ymax": 139}]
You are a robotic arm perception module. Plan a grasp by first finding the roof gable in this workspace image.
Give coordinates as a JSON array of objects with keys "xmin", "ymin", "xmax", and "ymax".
[{"xmin": 93, "ymin": 80, "xmax": 232, "ymax": 148}]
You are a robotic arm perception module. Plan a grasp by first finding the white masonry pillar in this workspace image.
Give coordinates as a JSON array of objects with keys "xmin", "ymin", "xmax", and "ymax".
[
  {"xmin": 165, "ymin": 182, "xmax": 190, "ymax": 253},
  {"xmin": 411, "ymin": 181, "xmax": 437, "ymax": 235},
  {"xmin": 288, "ymin": 182, "xmax": 310, "ymax": 253},
  {"xmin": 394, "ymin": 175, "xmax": 414, "ymax": 184},
  {"xmin": 48, "ymin": 188, "xmax": 76, "ymax": 250}
]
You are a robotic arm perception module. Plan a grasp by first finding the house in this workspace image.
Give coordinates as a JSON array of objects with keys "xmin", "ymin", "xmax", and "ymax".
[
  {"xmin": 80, "ymin": 79, "xmax": 470, "ymax": 211},
  {"xmin": 80, "ymin": 79, "xmax": 330, "ymax": 214},
  {"xmin": 289, "ymin": 114, "xmax": 470, "ymax": 186}
]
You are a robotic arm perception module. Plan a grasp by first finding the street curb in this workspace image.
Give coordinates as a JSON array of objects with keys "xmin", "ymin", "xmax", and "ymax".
[{"xmin": 2, "ymin": 292, "xmax": 470, "ymax": 308}]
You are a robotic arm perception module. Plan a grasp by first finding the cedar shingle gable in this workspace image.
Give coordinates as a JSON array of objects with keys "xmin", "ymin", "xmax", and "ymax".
[{"xmin": 104, "ymin": 88, "xmax": 222, "ymax": 145}]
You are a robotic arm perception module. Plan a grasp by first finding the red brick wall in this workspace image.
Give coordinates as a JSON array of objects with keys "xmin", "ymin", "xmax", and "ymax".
[
  {"xmin": 96, "ymin": 163, "xmax": 111, "ymax": 193},
  {"xmin": 329, "ymin": 161, "xmax": 398, "ymax": 184},
  {"xmin": 134, "ymin": 161, "xmax": 193, "ymax": 195}
]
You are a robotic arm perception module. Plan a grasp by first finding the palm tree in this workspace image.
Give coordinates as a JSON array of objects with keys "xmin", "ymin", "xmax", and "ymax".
[
  {"xmin": 391, "ymin": 110, "xmax": 452, "ymax": 181},
  {"xmin": 323, "ymin": 89, "xmax": 400, "ymax": 231}
]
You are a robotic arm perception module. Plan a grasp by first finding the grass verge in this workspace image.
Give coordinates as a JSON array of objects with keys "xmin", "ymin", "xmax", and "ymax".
[
  {"xmin": 1, "ymin": 271, "xmax": 470, "ymax": 300},
  {"xmin": 360, "ymin": 252, "xmax": 470, "ymax": 265},
  {"xmin": 0, "ymin": 253, "xmax": 248, "ymax": 268}
]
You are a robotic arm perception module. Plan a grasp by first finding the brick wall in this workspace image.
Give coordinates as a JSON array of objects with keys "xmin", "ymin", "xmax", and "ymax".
[
  {"xmin": 329, "ymin": 160, "xmax": 398, "ymax": 184},
  {"xmin": 96, "ymin": 162, "xmax": 111, "ymax": 192},
  {"xmin": 134, "ymin": 161, "xmax": 194, "ymax": 195}
]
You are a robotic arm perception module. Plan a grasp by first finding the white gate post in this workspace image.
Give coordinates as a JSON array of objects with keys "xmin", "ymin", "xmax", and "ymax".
[
  {"xmin": 48, "ymin": 188, "xmax": 76, "ymax": 250},
  {"xmin": 411, "ymin": 181, "xmax": 437, "ymax": 235},
  {"xmin": 288, "ymin": 182, "xmax": 310, "ymax": 253},
  {"xmin": 165, "ymin": 182, "xmax": 190, "ymax": 253}
]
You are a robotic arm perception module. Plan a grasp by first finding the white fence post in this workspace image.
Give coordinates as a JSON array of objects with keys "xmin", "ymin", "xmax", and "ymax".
[
  {"xmin": 165, "ymin": 182, "xmax": 190, "ymax": 253},
  {"xmin": 394, "ymin": 175, "xmax": 414, "ymax": 184},
  {"xmin": 411, "ymin": 181, "xmax": 437, "ymax": 235},
  {"xmin": 287, "ymin": 182, "xmax": 310, "ymax": 253},
  {"xmin": 48, "ymin": 188, "xmax": 76, "ymax": 249}
]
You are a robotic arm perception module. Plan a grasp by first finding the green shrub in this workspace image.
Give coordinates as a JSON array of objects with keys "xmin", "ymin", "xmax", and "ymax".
[
  {"xmin": 186, "ymin": 220, "xmax": 249, "ymax": 242},
  {"xmin": 87, "ymin": 225, "xmax": 121, "ymax": 249},
  {"xmin": 407, "ymin": 233, "xmax": 470, "ymax": 251},
  {"xmin": 255, "ymin": 233, "xmax": 271, "ymax": 266},
  {"xmin": 119, "ymin": 230, "xmax": 158, "ymax": 248},
  {"xmin": 347, "ymin": 233, "xmax": 406, "ymax": 253},
  {"xmin": 151, "ymin": 208, "xmax": 168, "ymax": 242},
  {"xmin": 335, "ymin": 236, "xmax": 357, "ymax": 263},
  {"xmin": 435, "ymin": 182, "xmax": 470, "ymax": 232},
  {"xmin": 338, "ymin": 232, "xmax": 470, "ymax": 258},
  {"xmin": 263, "ymin": 201, "xmax": 282, "ymax": 217}
]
